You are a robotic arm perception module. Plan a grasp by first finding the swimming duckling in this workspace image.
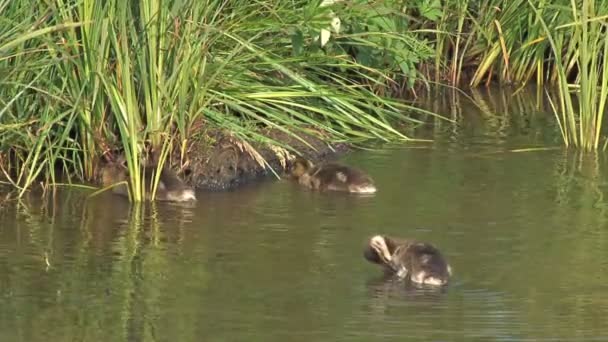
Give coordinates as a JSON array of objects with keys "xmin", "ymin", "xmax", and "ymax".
[
  {"xmin": 289, "ymin": 157, "xmax": 377, "ymax": 194},
  {"xmin": 364, "ymin": 235, "xmax": 451, "ymax": 286},
  {"xmin": 100, "ymin": 162, "xmax": 196, "ymax": 202}
]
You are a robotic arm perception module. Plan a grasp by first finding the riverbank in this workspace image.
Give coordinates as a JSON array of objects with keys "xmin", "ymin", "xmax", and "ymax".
[
  {"xmin": 0, "ymin": 132, "xmax": 347, "ymax": 198},
  {"xmin": 159, "ymin": 129, "xmax": 350, "ymax": 191}
]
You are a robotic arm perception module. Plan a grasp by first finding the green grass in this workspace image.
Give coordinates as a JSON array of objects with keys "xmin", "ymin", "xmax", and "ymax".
[
  {"xmin": 427, "ymin": 0, "xmax": 608, "ymax": 149},
  {"xmin": 428, "ymin": 0, "xmax": 607, "ymax": 87},
  {"xmin": 0, "ymin": 0, "xmax": 87, "ymax": 195},
  {"xmin": 530, "ymin": 0, "xmax": 608, "ymax": 150},
  {"xmin": 0, "ymin": 0, "xmax": 442, "ymax": 200}
]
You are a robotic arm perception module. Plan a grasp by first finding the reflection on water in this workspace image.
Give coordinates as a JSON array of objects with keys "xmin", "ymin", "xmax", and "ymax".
[{"xmin": 2, "ymin": 87, "xmax": 608, "ymax": 341}]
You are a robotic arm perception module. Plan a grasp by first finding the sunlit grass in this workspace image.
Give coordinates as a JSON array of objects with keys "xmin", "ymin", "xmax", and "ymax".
[
  {"xmin": 429, "ymin": 0, "xmax": 608, "ymax": 150},
  {"xmin": 430, "ymin": 0, "xmax": 607, "ymax": 89},
  {"xmin": 530, "ymin": 0, "xmax": 608, "ymax": 150}
]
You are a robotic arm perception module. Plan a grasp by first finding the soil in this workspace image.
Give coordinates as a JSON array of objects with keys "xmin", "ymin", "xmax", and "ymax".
[{"xmin": 177, "ymin": 128, "xmax": 350, "ymax": 191}]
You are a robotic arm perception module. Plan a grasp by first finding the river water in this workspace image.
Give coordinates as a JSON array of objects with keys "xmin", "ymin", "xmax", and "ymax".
[{"xmin": 1, "ymin": 88, "xmax": 608, "ymax": 341}]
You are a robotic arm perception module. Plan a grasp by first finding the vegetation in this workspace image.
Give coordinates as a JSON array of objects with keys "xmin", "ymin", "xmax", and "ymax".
[
  {"xmin": 0, "ymin": 0, "xmax": 440, "ymax": 200},
  {"xmin": 533, "ymin": 0, "xmax": 608, "ymax": 151},
  {"xmin": 1, "ymin": 0, "xmax": 608, "ymax": 200},
  {"xmin": 428, "ymin": 0, "xmax": 608, "ymax": 150}
]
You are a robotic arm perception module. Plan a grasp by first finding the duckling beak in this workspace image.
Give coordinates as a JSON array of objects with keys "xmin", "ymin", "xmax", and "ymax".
[{"xmin": 370, "ymin": 235, "xmax": 392, "ymax": 264}]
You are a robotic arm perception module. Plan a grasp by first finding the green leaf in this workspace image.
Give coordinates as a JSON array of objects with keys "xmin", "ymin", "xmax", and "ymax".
[{"xmin": 291, "ymin": 30, "xmax": 304, "ymax": 56}]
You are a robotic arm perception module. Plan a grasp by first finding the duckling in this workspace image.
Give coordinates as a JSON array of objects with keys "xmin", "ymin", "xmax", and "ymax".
[
  {"xmin": 289, "ymin": 157, "xmax": 377, "ymax": 193},
  {"xmin": 364, "ymin": 235, "xmax": 451, "ymax": 286},
  {"xmin": 153, "ymin": 166, "xmax": 196, "ymax": 202},
  {"xmin": 100, "ymin": 162, "xmax": 196, "ymax": 202}
]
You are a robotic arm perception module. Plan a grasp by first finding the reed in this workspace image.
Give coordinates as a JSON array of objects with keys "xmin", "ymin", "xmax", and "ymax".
[
  {"xmin": 429, "ymin": 0, "xmax": 606, "ymax": 88},
  {"xmin": 428, "ymin": 0, "xmax": 608, "ymax": 149},
  {"xmin": 530, "ymin": 0, "xmax": 608, "ymax": 150},
  {"xmin": 0, "ymin": 0, "xmax": 85, "ymax": 195}
]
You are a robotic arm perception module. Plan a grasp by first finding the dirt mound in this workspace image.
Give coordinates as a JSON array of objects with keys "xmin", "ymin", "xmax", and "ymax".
[{"xmin": 184, "ymin": 129, "xmax": 349, "ymax": 190}]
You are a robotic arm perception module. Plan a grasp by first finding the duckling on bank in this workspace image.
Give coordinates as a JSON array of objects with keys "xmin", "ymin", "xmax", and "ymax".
[
  {"xmin": 289, "ymin": 157, "xmax": 377, "ymax": 194},
  {"xmin": 100, "ymin": 162, "xmax": 196, "ymax": 202},
  {"xmin": 364, "ymin": 235, "xmax": 451, "ymax": 286}
]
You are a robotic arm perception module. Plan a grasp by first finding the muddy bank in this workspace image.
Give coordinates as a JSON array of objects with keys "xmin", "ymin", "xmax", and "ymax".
[{"xmin": 180, "ymin": 129, "xmax": 350, "ymax": 191}]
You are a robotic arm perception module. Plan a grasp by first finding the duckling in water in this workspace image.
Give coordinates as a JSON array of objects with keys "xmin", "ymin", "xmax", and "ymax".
[
  {"xmin": 100, "ymin": 162, "xmax": 196, "ymax": 202},
  {"xmin": 289, "ymin": 157, "xmax": 377, "ymax": 194},
  {"xmin": 364, "ymin": 235, "xmax": 451, "ymax": 286}
]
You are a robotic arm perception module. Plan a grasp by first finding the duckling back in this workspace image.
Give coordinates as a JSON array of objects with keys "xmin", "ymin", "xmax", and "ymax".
[
  {"xmin": 392, "ymin": 242, "xmax": 451, "ymax": 286},
  {"xmin": 312, "ymin": 163, "xmax": 377, "ymax": 193},
  {"xmin": 289, "ymin": 157, "xmax": 377, "ymax": 194},
  {"xmin": 99, "ymin": 162, "xmax": 196, "ymax": 202}
]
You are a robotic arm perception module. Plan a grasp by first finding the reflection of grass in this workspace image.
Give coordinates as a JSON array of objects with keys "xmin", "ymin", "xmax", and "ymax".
[
  {"xmin": 414, "ymin": 85, "xmax": 558, "ymax": 149},
  {"xmin": 517, "ymin": 149, "xmax": 608, "ymax": 339},
  {"xmin": 0, "ymin": 192, "xmax": 212, "ymax": 341},
  {"xmin": 554, "ymin": 149, "xmax": 608, "ymax": 212}
]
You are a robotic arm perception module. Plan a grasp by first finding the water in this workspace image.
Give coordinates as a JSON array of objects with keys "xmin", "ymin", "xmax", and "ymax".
[{"xmin": 2, "ymin": 88, "xmax": 608, "ymax": 341}]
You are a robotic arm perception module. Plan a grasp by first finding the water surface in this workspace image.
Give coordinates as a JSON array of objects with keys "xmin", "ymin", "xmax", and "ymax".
[{"xmin": 2, "ymin": 88, "xmax": 608, "ymax": 341}]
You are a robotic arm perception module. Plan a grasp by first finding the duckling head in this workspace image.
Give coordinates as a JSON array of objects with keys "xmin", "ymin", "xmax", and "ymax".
[
  {"xmin": 364, "ymin": 235, "xmax": 393, "ymax": 265},
  {"xmin": 164, "ymin": 188, "xmax": 197, "ymax": 202},
  {"xmin": 100, "ymin": 163, "xmax": 127, "ymax": 187},
  {"xmin": 289, "ymin": 157, "xmax": 314, "ymax": 178},
  {"xmin": 155, "ymin": 167, "xmax": 197, "ymax": 202},
  {"xmin": 99, "ymin": 162, "xmax": 130, "ymax": 197}
]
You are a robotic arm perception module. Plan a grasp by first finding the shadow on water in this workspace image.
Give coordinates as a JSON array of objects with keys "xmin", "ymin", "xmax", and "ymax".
[{"xmin": 2, "ymin": 87, "xmax": 608, "ymax": 341}]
